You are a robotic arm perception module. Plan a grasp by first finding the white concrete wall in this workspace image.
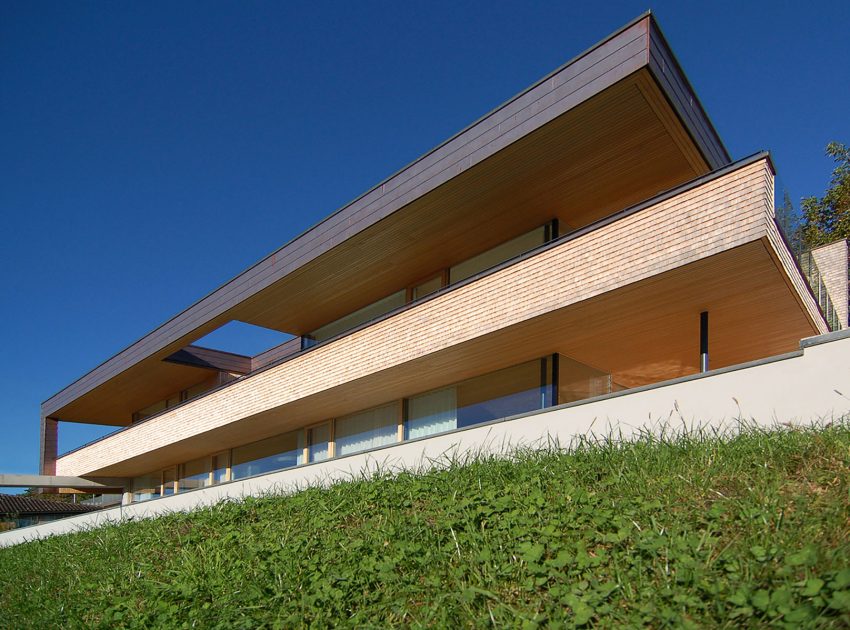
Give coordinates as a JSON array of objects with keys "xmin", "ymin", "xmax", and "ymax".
[{"xmin": 3, "ymin": 330, "xmax": 849, "ymax": 548}]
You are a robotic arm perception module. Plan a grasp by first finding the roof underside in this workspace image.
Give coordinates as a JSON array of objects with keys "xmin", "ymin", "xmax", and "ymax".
[{"xmin": 45, "ymin": 14, "xmax": 731, "ymax": 425}]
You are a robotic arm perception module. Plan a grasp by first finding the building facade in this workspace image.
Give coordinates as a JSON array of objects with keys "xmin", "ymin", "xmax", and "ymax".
[{"xmin": 38, "ymin": 14, "xmax": 836, "ymax": 505}]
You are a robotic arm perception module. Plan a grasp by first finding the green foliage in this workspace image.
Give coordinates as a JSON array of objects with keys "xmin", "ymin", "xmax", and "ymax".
[
  {"xmin": 801, "ymin": 142, "xmax": 850, "ymax": 247},
  {"xmin": 1, "ymin": 422, "xmax": 849, "ymax": 628},
  {"xmin": 20, "ymin": 489, "xmax": 94, "ymax": 503}
]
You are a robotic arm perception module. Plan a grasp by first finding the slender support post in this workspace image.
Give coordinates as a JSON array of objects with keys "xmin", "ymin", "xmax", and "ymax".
[
  {"xmin": 550, "ymin": 353, "xmax": 559, "ymax": 407},
  {"xmin": 699, "ymin": 311, "xmax": 709, "ymax": 373},
  {"xmin": 39, "ymin": 416, "xmax": 59, "ymax": 494}
]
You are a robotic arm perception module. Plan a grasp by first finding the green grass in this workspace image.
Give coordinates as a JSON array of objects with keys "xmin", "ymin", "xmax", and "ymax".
[{"xmin": 1, "ymin": 421, "xmax": 849, "ymax": 628}]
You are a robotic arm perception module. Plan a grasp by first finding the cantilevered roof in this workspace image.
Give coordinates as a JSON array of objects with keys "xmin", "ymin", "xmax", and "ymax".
[{"xmin": 43, "ymin": 13, "xmax": 730, "ymax": 424}]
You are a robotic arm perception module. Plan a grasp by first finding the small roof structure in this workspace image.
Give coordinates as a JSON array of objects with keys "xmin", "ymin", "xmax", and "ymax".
[{"xmin": 0, "ymin": 493, "xmax": 100, "ymax": 517}]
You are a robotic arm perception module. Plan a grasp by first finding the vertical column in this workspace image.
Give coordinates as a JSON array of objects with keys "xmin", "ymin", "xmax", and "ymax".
[
  {"xmin": 39, "ymin": 415, "xmax": 58, "ymax": 475},
  {"xmin": 39, "ymin": 415, "xmax": 58, "ymax": 494},
  {"xmin": 397, "ymin": 400, "xmax": 405, "ymax": 442},
  {"xmin": 550, "ymin": 354, "xmax": 559, "ymax": 407},
  {"xmin": 699, "ymin": 311, "xmax": 709, "ymax": 373}
]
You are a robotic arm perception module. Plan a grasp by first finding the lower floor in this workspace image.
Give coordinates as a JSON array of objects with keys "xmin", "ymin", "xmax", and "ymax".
[
  {"xmin": 131, "ymin": 353, "xmax": 619, "ymax": 502},
  {"xmin": 5, "ymin": 329, "xmax": 848, "ymax": 546}
]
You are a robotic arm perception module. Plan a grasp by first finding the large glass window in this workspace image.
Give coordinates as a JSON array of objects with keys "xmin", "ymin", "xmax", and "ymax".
[
  {"xmin": 133, "ymin": 399, "xmax": 166, "ymax": 422},
  {"xmin": 307, "ymin": 423, "xmax": 331, "ymax": 462},
  {"xmin": 231, "ymin": 431, "xmax": 301, "ymax": 480},
  {"xmin": 132, "ymin": 375, "xmax": 220, "ymax": 423},
  {"xmin": 407, "ymin": 387, "xmax": 457, "ymax": 439},
  {"xmin": 449, "ymin": 225, "xmax": 548, "ymax": 284},
  {"xmin": 162, "ymin": 468, "xmax": 176, "ymax": 496},
  {"xmin": 212, "ymin": 452, "xmax": 229, "ymax": 484},
  {"xmin": 557, "ymin": 354, "xmax": 614, "ymax": 403},
  {"xmin": 406, "ymin": 358, "xmax": 551, "ymax": 439},
  {"xmin": 132, "ymin": 474, "xmax": 161, "ymax": 502},
  {"xmin": 335, "ymin": 404, "xmax": 398, "ymax": 456},
  {"xmin": 183, "ymin": 377, "xmax": 217, "ymax": 402},
  {"xmin": 456, "ymin": 359, "xmax": 549, "ymax": 428},
  {"xmin": 303, "ymin": 290, "xmax": 406, "ymax": 348},
  {"xmin": 178, "ymin": 457, "xmax": 211, "ymax": 492},
  {"xmin": 411, "ymin": 275, "xmax": 443, "ymax": 301}
]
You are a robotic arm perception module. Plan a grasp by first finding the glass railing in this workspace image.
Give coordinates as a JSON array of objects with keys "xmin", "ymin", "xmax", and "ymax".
[
  {"xmin": 774, "ymin": 182, "xmax": 842, "ymax": 331},
  {"xmin": 797, "ymin": 250, "xmax": 842, "ymax": 331}
]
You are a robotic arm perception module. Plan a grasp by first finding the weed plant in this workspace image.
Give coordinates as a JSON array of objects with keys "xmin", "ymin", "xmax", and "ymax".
[{"xmin": 1, "ymin": 421, "xmax": 848, "ymax": 628}]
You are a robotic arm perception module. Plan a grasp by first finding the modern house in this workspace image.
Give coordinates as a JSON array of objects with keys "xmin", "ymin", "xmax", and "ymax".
[{"xmin": 34, "ymin": 14, "xmax": 842, "ymax": 509}]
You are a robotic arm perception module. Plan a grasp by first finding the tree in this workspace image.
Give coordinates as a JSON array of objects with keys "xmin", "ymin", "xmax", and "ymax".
[
  {"xmin": 800, "ymin": 142, "xmax": 850, "ymax": 247},
  {"xmin": 776, "ymin": 189, "xmax": 804, "ymax": 253}
]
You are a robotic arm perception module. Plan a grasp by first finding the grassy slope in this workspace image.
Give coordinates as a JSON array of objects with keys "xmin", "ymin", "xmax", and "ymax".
[{"xmin": 1, "ymin": 422, "xmax": 849, "ymax": 628}]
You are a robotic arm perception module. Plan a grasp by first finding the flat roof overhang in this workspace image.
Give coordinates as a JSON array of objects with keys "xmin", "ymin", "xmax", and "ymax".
[
  {"xmin": 55, "ymin": 157, "xmax": 827, "ymax": 478},
  {"xmin": 44, "ymin": 14, "xmax": 730, "ymax": 426}
]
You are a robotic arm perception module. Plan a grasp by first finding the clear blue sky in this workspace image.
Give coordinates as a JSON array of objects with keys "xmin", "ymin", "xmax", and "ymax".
[{"xmin": 1, "ymin": 1, "xmax": 848, "ymax": 485}]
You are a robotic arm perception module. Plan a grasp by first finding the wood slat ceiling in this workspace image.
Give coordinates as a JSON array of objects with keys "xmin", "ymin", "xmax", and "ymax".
[{"xmin": 52, "ymin": 69, "xmax": 709, "ymax": 425}]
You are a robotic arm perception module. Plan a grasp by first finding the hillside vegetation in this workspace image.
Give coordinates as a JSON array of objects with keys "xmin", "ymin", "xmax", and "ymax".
[{"xmin": 1, "ymin": 421, "xmax": 849, "ymax": 628}]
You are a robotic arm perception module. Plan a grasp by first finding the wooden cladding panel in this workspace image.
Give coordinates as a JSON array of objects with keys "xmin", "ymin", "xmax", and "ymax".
[
  {"xmin": 647, "ymin": 20, "xmax": 728, "ymax": 169},
  {"xmin": 251, "ymin": 337, "xmax": 302, "ymax": 372},
  {"xmin": 55, "ymin": 159, "xmax": 804, "ymax": 477},
  {"xmin": 764, "ymin": 224, "xmax": 829, "ymax": 335},
  {"xmin": 164, "ymin": 346, "xmax": 252, "ymax": 374}
]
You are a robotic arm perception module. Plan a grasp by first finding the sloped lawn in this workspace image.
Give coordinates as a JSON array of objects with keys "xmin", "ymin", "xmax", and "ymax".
[{"xmin": 1, "ymin": 421, "xmax": 849, "ymax": 628}]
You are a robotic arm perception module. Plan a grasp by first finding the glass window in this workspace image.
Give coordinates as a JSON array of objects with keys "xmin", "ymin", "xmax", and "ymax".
[
  {"xmin": 162, "ymin": 468, "xmax": 177, "ymax": 497},
  {"xmin": 183, "ymin": 377, "xmax": 218, "ymax": 402},
  {"xmin": 304, "ymin": 290, "xmax": 406, "ymax": 347},
  {"xmin": 307, "ymin": 423, "xmax": 331, "ymax": 463},
  {"xmin": 336, "ymin": 404, "xmax": 398, "ymax": 456},
  {"xmin": 557, "ymin": 355, "xmax": 613, "ymax": 404},
  {"xmin": 134, "ymin": 399, "xmax": 166, "ymax": 422},
  {"xmin": 231, "ymin": 431, "xmax": 301, "ymax": 480},
  {"xmin": 178, "ymin": 457, "xmax": 211, "ymax": 492},
  {"xmin": 407, "ymin": 387, "xmax": 457, "ymax": 440},
  {"xmin": 132, "ymin": 473, "xmax": 161, "ymax": 503},
  {"xmin": 449, "ymin": 225, "xmax": 547, "ymax": 284},
  {"xmin": 456, "ymin": 360, "xmax": 548, "ymax": 428},
  {"xmin": 411, "ymin": 275, "xmax": 443, "ymax": 301},
  {"xmin": 406, "ymin": 359, "xmax": 551, "ymax": 439},
  {"xmin": 212, "ymin": 452, "xmax": 229, "ymax": 484}
]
